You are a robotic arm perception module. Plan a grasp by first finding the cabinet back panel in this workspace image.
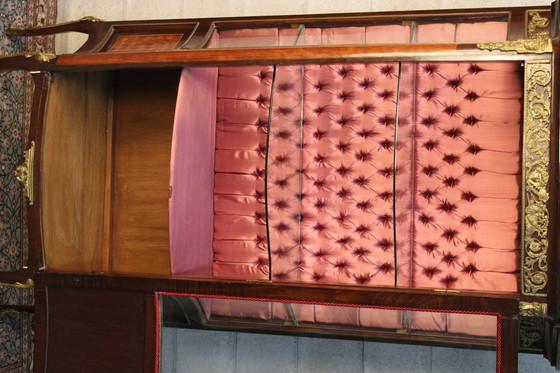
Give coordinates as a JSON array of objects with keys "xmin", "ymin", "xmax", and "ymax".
[
  {"xmin": 111, "ymin": 69, "xmax": 179, "ymax": 274},
  {"xmin": 42, "ymin": 72, "xmax": 111, "ymax": 271}
]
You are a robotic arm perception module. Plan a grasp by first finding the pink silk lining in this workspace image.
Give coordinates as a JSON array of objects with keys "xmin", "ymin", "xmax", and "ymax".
[{"xmin": 169, "ymin": 67, "xmax": 218, "ymax": 276}]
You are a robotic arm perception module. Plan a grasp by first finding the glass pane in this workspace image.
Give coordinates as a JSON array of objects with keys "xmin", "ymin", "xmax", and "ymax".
[
  {"xmin": 158, "ymin": 294, "xmax": 498, "ymax": 355},
  {"xmin": 206, "ymin": 27, "xmax": 302, "ymax": 48},
  {"xmin": 203, "ymin": 21, "xmax": 508, "ymax": 48}
]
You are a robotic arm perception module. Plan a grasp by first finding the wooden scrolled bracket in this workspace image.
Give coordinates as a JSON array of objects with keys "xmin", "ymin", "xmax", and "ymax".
[
  {"xmin": 7, "ymin": 16, "xmax": 104, "ymax": 35},
  {"xmin": 14, "ymin": 141, "xmax": 35, "ymax": 206}
]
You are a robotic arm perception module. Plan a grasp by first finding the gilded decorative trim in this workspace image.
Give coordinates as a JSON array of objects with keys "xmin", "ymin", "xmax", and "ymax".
[
  {"xmin": 8, "ymin": 16, "xmax": 104, "ymax": 31},
  {"xmin": 476, "ymin": 38, "xmax": 552, "ymax": 54},
  {"xmin": 520, "ymin": 301, "xmax": 548, "ymax": 317},
  {"xmin": 520, "ymin": 314, "xmax": 545, "ymax": 349},
  {"xmin": 477, "ymin": 10, "xmax": 551, "ymax": 54},
  {"xmin": 0, "ymin": 279, "xmax": 33, "ymax": 289},
  {"xmin": 0, "ymin": 51, "xmax": 56, "ymax": 62},
  {"xmin": 520, "ymin": 302, "xmax": 547, "ymax": 349},
  {"xmin": 14, "ymin": 141, "xmax": 34, "ymax": 206},
  {"xmin": 526, "ymin": 10, "xmax": 550, "ymax": 39},
  {"xmin": 0, "ymin": 309, "xmax": 22, "ymax": 317},
  {"xmin": 522, "ymin": 62, "xmax": 551, "ymax": 296}
]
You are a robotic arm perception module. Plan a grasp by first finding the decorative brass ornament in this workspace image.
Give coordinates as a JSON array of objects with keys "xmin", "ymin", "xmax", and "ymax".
[
  {"xmin": 476, "ymin": 38, "xmax": 552, "ymax": 54},
  {"xmin": 477, "ymin": 10, "xmax": 552, "ymax": 54},
  {"xmin": 526, "ymin": 10, "xmax": 550, "ymax": 39},
  {"xmin": 0, "ymin": 309, "xmax": 22, "ymax": 317},
  {"xmin": 0, "ymin": 279, "xmax": 34, "ymax": 288},
  {"xmin": 0, "ymin": 51, "xmax": 56, "ymax": 62},
  {"xmin": 519, "ymin": 302, "xmax": 547, "ymax": 349},
  {"xmin": 14, "ymin": 141, "xmax": 35, "ymax": 206},
  {"xmin": 520, "ymin": 301, "xmax": 548, "ymax": 317},
  {"xmin": 80, "ymin": 16, "xmax": 105, "ymax": 23},
  {"xmin": 24, "ymin": 51, "xmax": 57, "ymax": 62},
  {"xmin": 8, "ymin": 16, "xmax": 104, "ymax": 31},
  {"xmin": 522, "ymin": 62, "xmax": 551, "ymax": 296}
]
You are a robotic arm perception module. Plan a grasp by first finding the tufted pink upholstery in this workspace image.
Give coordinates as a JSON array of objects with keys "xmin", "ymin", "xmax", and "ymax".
[
  {"xmin": 410, "ymin": 62, "xmax": 521, "ymax": 293},
  {"xmin": 267, "ymin": 63, "xmax": 401, "ymax": 286},
  {"xmin": 170, "ymin": 65, "xmax": 522, "ymax": 286},
  {"xmin": 204, "ymin": 61, "xmax": 521, "ymax": 291},
  {"xmin": 169, "ymin": 22, "xmax": 518, "ymax": 337},
  {"xmin": 212, "ymin": 66, "xmax": 273, "ymax": 280}
]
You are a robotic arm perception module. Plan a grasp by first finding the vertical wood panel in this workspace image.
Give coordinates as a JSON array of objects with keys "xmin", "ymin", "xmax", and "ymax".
[
  {"xmin": 42, "ymin": 72, "xmax": 111, "ymax": 271},
  {"xmin": 111, "ymin": 69, "xmax": 179, "ymax": 274}
]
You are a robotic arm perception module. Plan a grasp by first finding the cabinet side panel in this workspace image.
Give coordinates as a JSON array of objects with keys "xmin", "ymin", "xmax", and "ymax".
[
  {"xmin": 111, "ymin": 70, "xmax": 178, "ymax": 274},
  {"xmin": 42, "ymin": 72, "xmax": 111, "ymax": 271}
]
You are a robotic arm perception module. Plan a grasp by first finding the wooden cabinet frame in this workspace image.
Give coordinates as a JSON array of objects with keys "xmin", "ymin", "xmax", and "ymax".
[{"xmin": 2, "ymin": 4, "xmax": 560, "ymax": 372}]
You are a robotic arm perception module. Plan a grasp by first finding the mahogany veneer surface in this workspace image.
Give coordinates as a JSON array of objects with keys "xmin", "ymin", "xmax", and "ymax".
[
  {"xmin": 111, "ymin": 69, "xmax": 179, "ymax": 274},
  {"xmin": 46, "ymin": 287, "xmax": 148, "ymax": 372}
]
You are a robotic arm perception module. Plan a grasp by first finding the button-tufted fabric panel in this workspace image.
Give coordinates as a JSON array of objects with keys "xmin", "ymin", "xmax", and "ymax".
[
  {"xmin": 263, "ymin": 61, "xmax": 522, "ymax": 292},
  {"xmin": 171, "ymin": 60, "xmax": 522, "ymax": 296},
  {"xmin": 170, "ymin": 61, "xmax": 520, "ymax": 338},
  {"xmin": 170, "ymin": 25, "xmax": 519, "ymax": 339},
  {"xmin": 410, "ymin": 62, "xmax": 521, "ymax": 292},
  {"xmin": 212, "ymin": 66, "xmax": 274, "ymax": 280},
  {"xmin": 267, "ymin": 63, "xmax": 402, "ymax": 286},
  {"xmin": 265, "ymin": 65, "xmax": 305, "ymax": 282},
  {"xmin": 394, "ymin": 63, "xmax": 416, "ymax": 287}
]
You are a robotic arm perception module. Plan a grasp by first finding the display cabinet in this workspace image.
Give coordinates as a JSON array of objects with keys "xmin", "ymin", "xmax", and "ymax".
[{"xmin": 1, "ymin": 3, "xmax": 559, "ymax": 372}]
